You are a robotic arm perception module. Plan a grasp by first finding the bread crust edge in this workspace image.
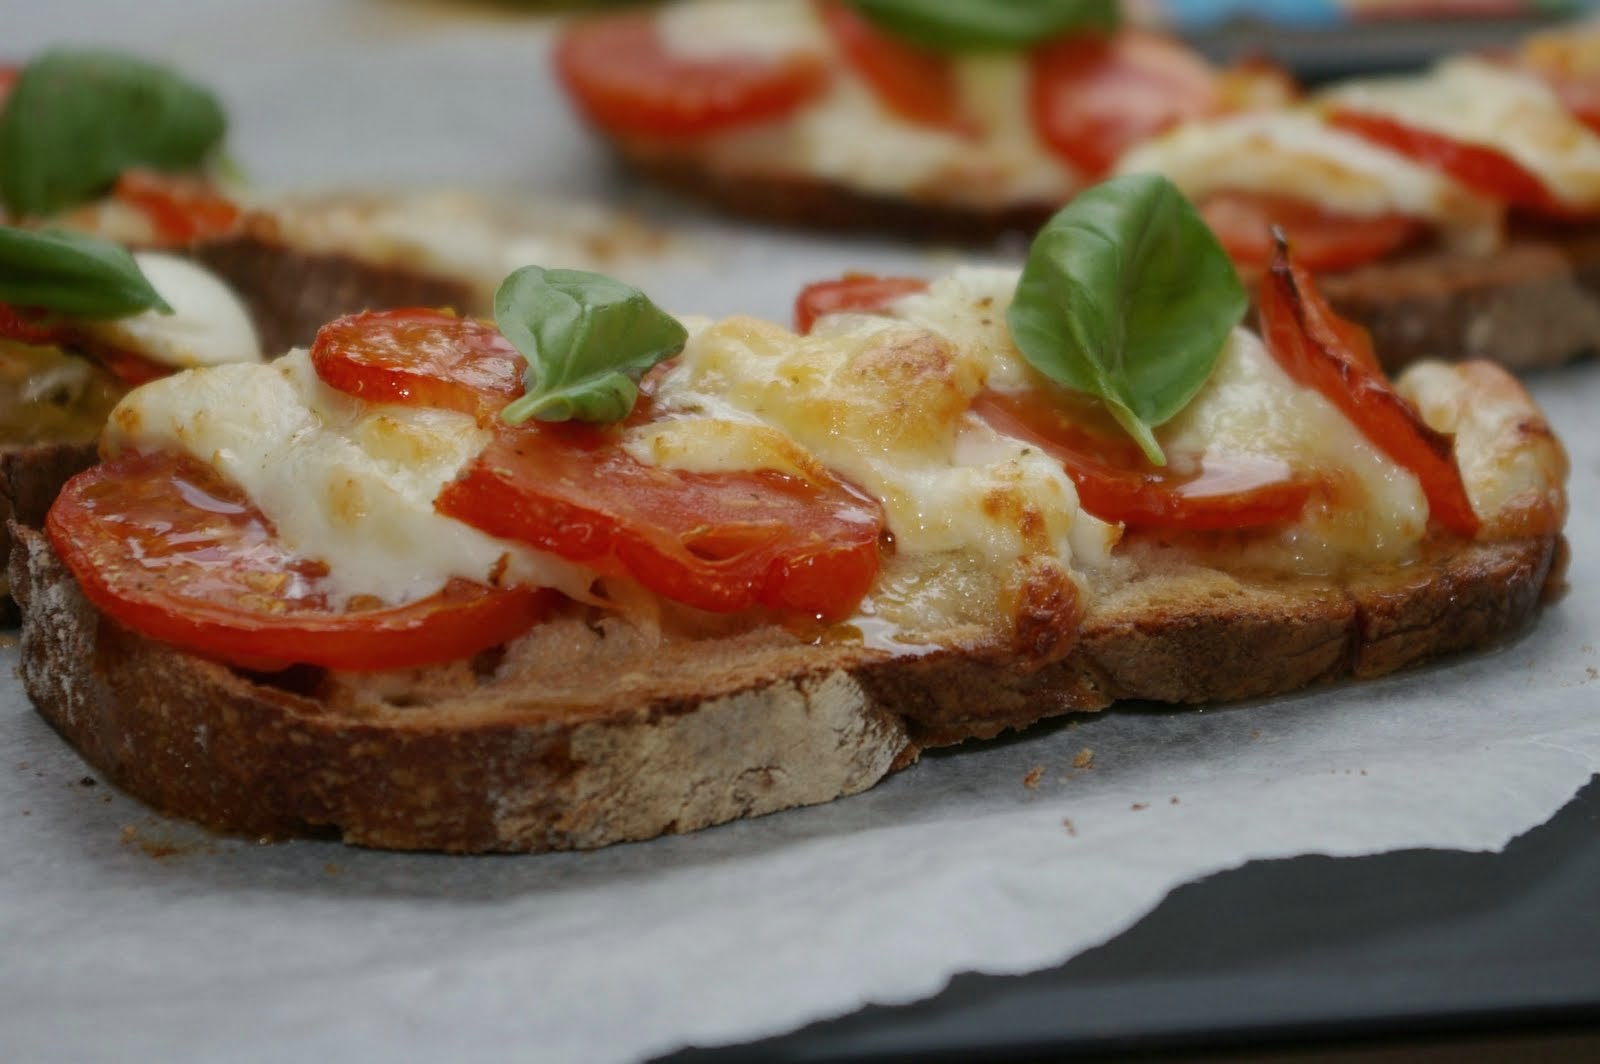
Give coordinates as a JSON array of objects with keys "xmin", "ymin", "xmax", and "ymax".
[{"xmin": 10, "ymin": 522, "xmax": 1566, "ymax": 852}]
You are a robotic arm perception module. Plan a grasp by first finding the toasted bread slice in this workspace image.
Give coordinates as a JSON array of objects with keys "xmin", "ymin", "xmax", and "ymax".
[{"xmin": 8, "ymin": 520, "xmax": 1564, "ymax": 852}]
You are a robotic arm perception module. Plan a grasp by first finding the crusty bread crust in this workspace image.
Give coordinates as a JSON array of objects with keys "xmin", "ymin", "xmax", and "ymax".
[
  {"xmin": 10, "ymin": 522, "xmax": 1565, "ymax": 851},
  {"xmin": 620, "ymin": 144, "xmax": 1600, "ymax": 372},
  {"xmin": 0, "ymin": 440, "xmax": 100, "ymax": 622}
]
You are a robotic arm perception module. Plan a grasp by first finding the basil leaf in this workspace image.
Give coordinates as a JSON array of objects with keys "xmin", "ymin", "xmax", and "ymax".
[
  {"xmin": 1006, "ymin": 173, "xmax": 1246, "ymax": 467},
  {"xmin": 0, "ymin": 226, "xmax": 171, "ymax": 319},
  {"xmin": 0, "ymin": 50, "xmax": 227, "ymax": 217},
  {"xmin": 850, "ymin": 0, "xmax": 1118, "ymax": 51},
  {"xmin": 496, "ymin": 267, "xmax": 686, "ymax": 425}
]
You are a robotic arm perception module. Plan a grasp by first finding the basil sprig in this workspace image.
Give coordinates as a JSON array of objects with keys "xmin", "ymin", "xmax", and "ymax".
[
  {"xmin": 0, "ymin": 50, "xmax": 227, "ymax": 217},
  {"xmin": 0, "ymin": 226, "xmax": 171, "ymax": 319},
  {"xmin": 496, "ymin": 267, "xmax": 686, "ymax": 425},
  {"xmin": 850, "ymin": 0, "xmax": 1118, "ymax": 51},
  {"xmin": 1006, "ymin": 174, "xmax": 1246, "ymax": 467}
]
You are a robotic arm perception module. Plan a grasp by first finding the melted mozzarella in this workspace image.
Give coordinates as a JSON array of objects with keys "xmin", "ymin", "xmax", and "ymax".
[
  {"xmin": 1160, "ymin": 331, "xmax": 1429, "ymax": 568},
  {"xmin": 82, "ymin": 252, "xmax": 263, "ymax": 368},
  {"xmin": 1322, "ymin": 57, "xmax": 1600, "ymax": 211},
  {"xmin": 1115, "ymin": 110, "xmax": 1501, "ymax": 253},
  {"xmin": 652, "ymin": 309, "xmax": 1117, "ymax": 570},
  {"xmin": 102, "ymin": 349, "xmax": 592, "ymax": 608}
]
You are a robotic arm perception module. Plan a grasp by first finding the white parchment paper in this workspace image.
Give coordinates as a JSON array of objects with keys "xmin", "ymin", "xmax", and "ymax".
[{"xmin": 4, "ymin": 3, "xmax": 1599, "ymax": 1062}]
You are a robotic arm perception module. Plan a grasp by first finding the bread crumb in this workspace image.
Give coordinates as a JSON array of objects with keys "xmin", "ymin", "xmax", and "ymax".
[
  {"xmin": 324, "ymin": 863, "xmax": 341, "ymax": 876},
  {"xmin": 1062, "ymin": 817, "xmax": 1077, "ymax": 836},
  {"xmin": 1131, "ymin": 802, "xmax": 1149, "ymax": 812},
  {"xmin": 1072, "ymin": 748, "xmax": 1094, "ymax": 770},
  {"xmin": 78, "ymin": 776, "xmax": 97, "ymax": 788},
  {"xmin": 1023, "ymin": 765, "xmax": 1044, "ymax": 788},
  {"xmin": 1586, "ymin": 667, "xmax": 1597, "ymax": 681},
  {"xmin": 1169, "ymin": 796, "xmax": 1180, "ymax": 806},
  {"xmin": 1250, "ymin": 730, "xmax": 1262, "ymax": 740}
]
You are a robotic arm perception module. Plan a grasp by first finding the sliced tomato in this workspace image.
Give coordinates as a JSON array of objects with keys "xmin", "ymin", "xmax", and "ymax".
[
  {"xmin": 1326, "ymin": 107, "xmax": 1567, "ymax": 215},
  {"xmin": 88, "ymin": 344, "xmax": 172, "ymax": 387},
  {"xmin": 815, "ymin": 0, "xmax": 967, "ymax": 131},
  {"xmin": 113, "ymin": 170, "xmax": 242, "ymax": 244},
  {"xmin": 794, "ymin": 273, "xmax": 929, "ymax": 334},
  {"xmin": 0, "ymin": 303, "xmax": 71, "ymax": 347},
  {"xmin": 46, "ymin": 450, "xmax": 548, "ymax": 672},
  {"xmin": 972, "ymin": 391, "xmax": 1313, "ymax": 532},
  {"xmin": 554, "ymin": 11, "xmax": 829, "ymax": 138},
  {"xmin": 1258, "ymin": 240, "xmax": 1479, "ymax": 538},
  {"xmin": 1200, "ymin": 192, "xmax": 1426, "ymax": 274},
  {"xmin": 437, "ymin": 418, "xmax": 883, "ymax": 620},
  {"xmin": 1030, "ymin": 29, "xmax": 1221, "ymax": 178},
  {"xmin": 311, "ymin": 308, "xmax": 523, "ymax": 423},
  {"xmin": 0, "ymin": 304, "xmax": 175, "ymax": 386}
]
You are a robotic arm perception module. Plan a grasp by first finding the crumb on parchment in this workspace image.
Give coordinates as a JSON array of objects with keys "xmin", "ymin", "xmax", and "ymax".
[
  {"xmin": 1023, "ymin": 765, "xmax": 1044, "ymax": 788},
  {"xmin": 1072, "ymin": 748, "xmax": 1094, "ymax": 770}
]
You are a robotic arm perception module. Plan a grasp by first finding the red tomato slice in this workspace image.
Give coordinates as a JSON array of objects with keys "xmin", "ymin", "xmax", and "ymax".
[
  {"xmin": 1326, "ymin": 107, "xmax": 1567, "ymax": 215},
  {"xmin": 1258, "ymin": 240, "xmax": 1479, "ymax": 538},
  {"xmin": 437, "ymin": 419, "xmax": 884, "ymax": 620},
  {"xmin": 46, "ymin": 450, "xmax": 549, "ymax": 672},
  {"xmin": 815, "ymin": 0, "xmax": 968, "ymax": 131},
  {"xmin": 794, "ymin": 273, "xmax": 930, "ymax": 334},
  {"xmin": 113, "ymin": 170, "xmax": 242, "ymax": 244},
  {"xmin": 0, "ymin": 303, "xmax": 71, "ymax": 347},
  {"xmin": 972, "ymin": 391, "xmax": 1314, "ymax": 531},
  {"xmin": 554, "ymin": 10, "xmax": 829, "ymax": 138},
  {"xmin": 1200, "ymin": 192, "xmax": 1426, "ymax": 274},
  {"xmin": 311, "ymin": 309, "xmax": 524, "ymax": 423},
  {"xmin": 1031, "ymin": 29, "xmax": 1221, "ymax": 178},
  {"xmin": 89, "ymin": 344, "xmax": 173, "ymax": 387},
  {"xmin": 0, "ymin": 304, "xmax": 178, "ymax": 387}
]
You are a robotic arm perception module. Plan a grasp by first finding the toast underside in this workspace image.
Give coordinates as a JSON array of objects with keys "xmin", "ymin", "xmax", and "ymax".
[{"xmin": 10, "ymin": 523, "xmax": 1566, "ymax": 853}]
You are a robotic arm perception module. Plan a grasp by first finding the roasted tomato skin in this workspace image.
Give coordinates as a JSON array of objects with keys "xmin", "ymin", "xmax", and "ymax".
[
  {"xmin": 814, "ymin": 0, "xmax": 968, "ymax": 131},
  {"xmin": 972, "ymin": 392, "xmax": 1315, "ymax": 532},
  {"xmin": 1258, "ymin": 239, "xmax": 1480, "ymax": 538},
  {"xmin": 436, "ymin": 418, "xmax": 884, "ymax": 621},
  {"xmin": 46, "ymin": 450, "xmax": 548, "ymax": 672},
  {"xmin": 311, "ymin": 308, "xmax": 524, "ymax": 423},
  {"xmin": 1326, "ymin": 108, "xmax": 1568, "ymax": 215},
  {"xmin": 112, "ymin": 170, "xmax": 242, "ymax": 245},
  {"xmin": 794, "ymin": 274, "xmax": 930, "ymax": 333},
  {"xmin": 1199, "ymin": 192, "xmax": 1426, "ymax": 274},
  {"xmin": 1030, "ymin": 30, "xmax": 1222, "ymax": 178},
  {"xmin": 554, "ymin": 11, "xmax": 829, "ymax": 138}
]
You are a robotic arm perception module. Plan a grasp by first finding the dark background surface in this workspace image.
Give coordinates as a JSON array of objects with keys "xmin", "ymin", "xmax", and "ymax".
[{"xmin": 664, "ymin": 774, "xmax": 1600, "ymax": 1062}]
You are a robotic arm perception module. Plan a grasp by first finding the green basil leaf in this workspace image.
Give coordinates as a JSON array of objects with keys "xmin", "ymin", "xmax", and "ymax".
[
  {"xmin": 496, "ymin": 266, "xmax": 687, "ymax": 425},
  {"xmin": 0, "ymin": 50, "xmax": 227, "ymax": 217},
  {"xmin": 850, "ymin": 0, "xmax": 1118, "ymax": 51},
  {"xmin": 1005, "ymin": 173, "xmax": 1246, "ymax": 467},
  {"xmin": 0, "ymin": 226, "xmax": 171, "ymax": 319}
]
